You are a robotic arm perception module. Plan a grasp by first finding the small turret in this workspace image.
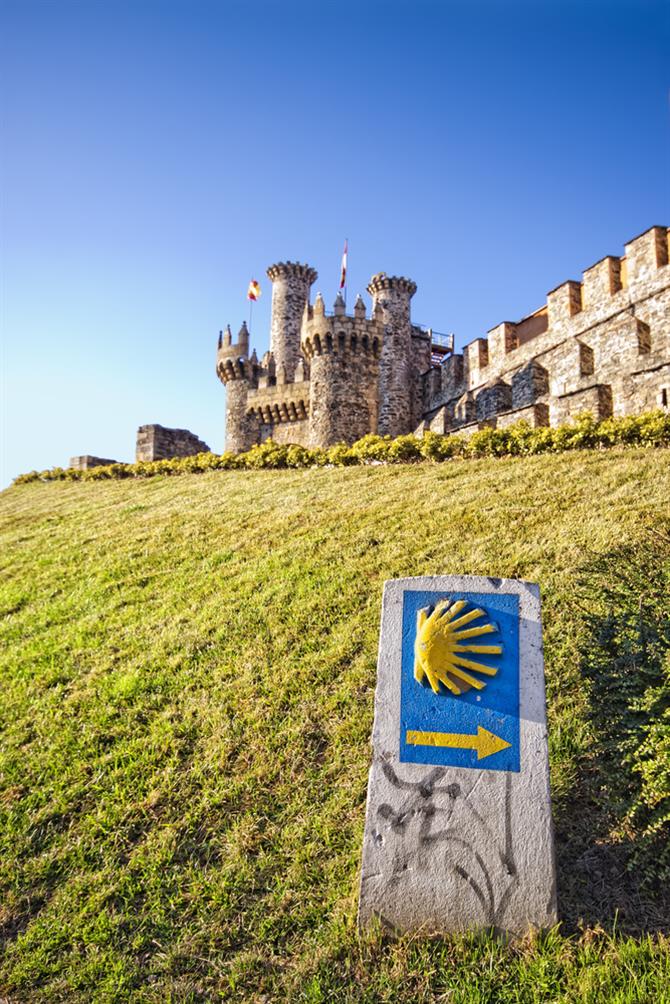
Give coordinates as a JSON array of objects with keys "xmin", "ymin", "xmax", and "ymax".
[
  {"xmin": 354, "ymin": 294, "xmax": 366, "ymax": 319},
  {"xmin": 236, "ymin": 320, "xmax": 250, "ymax": 356},
  {"xmin": 334, "ymin": 291, "xmax": 346, "ymax": 315},
  {"xmin": 215, "ymin": 319, "xmax": 260, "ymax": 453}
]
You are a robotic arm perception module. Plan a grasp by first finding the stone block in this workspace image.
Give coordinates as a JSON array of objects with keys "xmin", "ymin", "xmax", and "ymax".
[
  {"xmin": 487, "ymin": 323, "xmax": 518, "ymax": 368},
  {"xmin": 476, "ymin": 380, "xmax": 512, "ymax": 420},
  {"xmin": 555, "ymin": 383, "xmax": 613, "ymax": 423},
  {"xmin": 464, "ymin": 338, "xmax": 489, "ymax": 381},
  {"xmin": 511, "ymin": 362, "xmax": 549, "ymax": 409},
  {"xmin": 582, "ymin": 256, "xmax": 622, "ymax": 308},
  {"xmin": 547, "ymin": 280, "xmax": 582, "ymax": 328},
  {"xmin": 359, "ymin": 576, "xmax": 557, "ymax": 936},
  {"xmin": 624, "ymin": 226, "xmax": 669, "ymax": 284}
]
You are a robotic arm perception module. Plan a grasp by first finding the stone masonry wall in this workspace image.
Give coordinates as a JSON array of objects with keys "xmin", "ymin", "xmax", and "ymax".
[
  {"xmin": 266, "ymin": 262, "xmax": 318, "ymax": 379},
  {"xmin": 302, "ymin": 295, "xmax": 382, "ymax": 447},
  {"xmin": 422, "ymin": 225, "xmax": 670, "ymax": 435},
  {"xmin": 368, "ymin": 275, "xmax": 417, "ymax": 438},
  {"xmin": 136, "ymin": 425, "xmax": 210, "ymax": 462}
]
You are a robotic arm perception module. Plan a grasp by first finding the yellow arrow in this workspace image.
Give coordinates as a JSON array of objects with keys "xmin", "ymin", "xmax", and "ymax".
[{"xmin": 406, "ymin": 725, "xmax": 512, "ymax": 761}]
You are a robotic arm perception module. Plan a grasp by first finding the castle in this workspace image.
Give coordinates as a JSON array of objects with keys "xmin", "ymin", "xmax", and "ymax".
[{"xmin": 217, "ymin": 226, "xmax": 669, "ymax": 452}]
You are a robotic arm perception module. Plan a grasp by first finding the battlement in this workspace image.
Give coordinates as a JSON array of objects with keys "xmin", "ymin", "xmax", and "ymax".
[
  {"xmin": 301, "ymin": 292, "xmax": 382, "ymax": 359},
  {"xmin": 366, "ymin": 274, "xmax": 417, "ymax": 297},
  {"xmin": 246, "ymin": 380, "xmax": 310, "ymax": 425},
  {"xmin": 266, "ymin": 261, "xmax": 318, "ymax": 285},
  {"xmin": 446, "ymin": 226, "xmax": 670, "ymax": 385},
  {"xmin": 216, "ymin": 322, "xmax": 260, "ymax": 384}
]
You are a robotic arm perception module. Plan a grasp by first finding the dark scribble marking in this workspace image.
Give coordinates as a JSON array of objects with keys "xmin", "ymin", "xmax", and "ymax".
[
  {"xmin": 454, "ymin": 864, "xmax": 490, "ymax": 919},
  {"xmin": 375, "ymin": 763, "xmax": 519, "ymax": 926},
  {"xmin": 381, "ymin": 760, "xmax": 460, "ymax": 799}
]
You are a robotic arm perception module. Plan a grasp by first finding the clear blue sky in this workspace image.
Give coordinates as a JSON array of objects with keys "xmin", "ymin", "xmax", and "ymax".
[{"xmin": 1, "ymin": 0, "xmax": 668, "ymax": 484}]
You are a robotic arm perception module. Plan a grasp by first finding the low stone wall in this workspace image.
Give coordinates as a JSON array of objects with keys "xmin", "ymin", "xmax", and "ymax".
[
  {"xmin": 136, "ymin": 425, "xmax": 210, "ymax": 462},
  {"xmin": 69, "ymin": 455, "xmax": 119, "ymax": 470}
]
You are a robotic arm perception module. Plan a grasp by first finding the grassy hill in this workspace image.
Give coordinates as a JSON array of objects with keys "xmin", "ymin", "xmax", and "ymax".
[{"xmin": 1, "ymin": 448, "xmax": 669, "ymax": 1002}]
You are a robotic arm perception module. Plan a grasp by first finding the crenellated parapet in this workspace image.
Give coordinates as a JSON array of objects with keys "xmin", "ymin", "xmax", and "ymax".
[
  {"xmin": 246, "ymin": 381, "xmax": 310, "ymax": 426},
  {"xmin": 301, "ymin": 292, "xmax": 383, "ymax": 360},
  {"xmin": 215, "ymin": 323, "xmax": 260, "ymax": 386},
  {"xmin": 366, "ymin": 274, "xmax": 417, "ymax": 298},
  {"xmin": 266, "ymin": 261, "xmax": 318, "ymax": 285},
  {"xmin": 423, "ymin": 224, "xmax": 670, "ymax": 432}
]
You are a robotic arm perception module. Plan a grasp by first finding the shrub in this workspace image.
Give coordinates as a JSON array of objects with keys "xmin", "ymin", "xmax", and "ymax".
[{"xmin": 12, "ymin": 410, "xmax": 670, "ymax": 485}]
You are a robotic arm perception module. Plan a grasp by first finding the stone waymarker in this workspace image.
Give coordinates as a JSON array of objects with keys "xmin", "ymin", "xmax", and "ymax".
[{"xmin": 359, "ymin": 576, "xmax": 557, "ymax": 936}]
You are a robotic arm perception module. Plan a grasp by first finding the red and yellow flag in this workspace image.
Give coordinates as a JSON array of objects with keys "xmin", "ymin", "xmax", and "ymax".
[{"xmin": 247, "ymin": 279, "xmax": 261, "ymax": 301}]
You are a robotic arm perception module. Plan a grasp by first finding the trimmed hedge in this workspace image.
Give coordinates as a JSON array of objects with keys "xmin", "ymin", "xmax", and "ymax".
[{"xmin": 13, "ymin": 410, "xmax": 670, "ymax": 485}]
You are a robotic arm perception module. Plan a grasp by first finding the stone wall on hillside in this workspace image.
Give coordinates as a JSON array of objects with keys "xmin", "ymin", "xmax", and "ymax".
[
  {"xmin": 135, "ymin": 425, "xmax": 210, "ymax": 462},
  {"xmin": 69, "ymin": 455, "xmax": 119, "ymax": 470}
]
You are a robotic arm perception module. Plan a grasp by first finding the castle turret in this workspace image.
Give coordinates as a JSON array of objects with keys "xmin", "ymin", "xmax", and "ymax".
[
  {"xmin": 266, "ymin": 261, "xmax": 318, "ymax": 378},
  {"xmin": 215, "ymin": 321, "xmax": 260, "ymax": 452},
  {"xmin": 367, "ymin": 274, "xmax": 417, "ymax": 437}
]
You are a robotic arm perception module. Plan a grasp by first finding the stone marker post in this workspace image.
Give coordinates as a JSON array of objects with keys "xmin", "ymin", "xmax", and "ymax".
[{"xmin": 359, "ymin": 576, "xmax": 557, "ymax": 935}]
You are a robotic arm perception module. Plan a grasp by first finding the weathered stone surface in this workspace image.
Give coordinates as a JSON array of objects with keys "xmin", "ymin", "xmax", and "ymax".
[
  {"xmin": 266, "ymin": 262, "xmax": 318, "ymax": 379},
  {"xmin": 216, "ymin": 226, "xmax": 669, "ymax": 453},
  {"xmin": 135, "ymin": 425, "xmax": 210, "ymax": 462},
  {"xmin": 69, "ymin": 455, "xmax": 119, "ymax": 470},
  {"xmin": 358, "ymin": 576, "xmax": 556, "ymax": 936}
]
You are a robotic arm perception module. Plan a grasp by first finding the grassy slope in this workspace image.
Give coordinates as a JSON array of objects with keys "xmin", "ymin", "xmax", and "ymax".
[{"xmin": 1, "ymin": 449, "xmax": 669, "ymax": 1003}]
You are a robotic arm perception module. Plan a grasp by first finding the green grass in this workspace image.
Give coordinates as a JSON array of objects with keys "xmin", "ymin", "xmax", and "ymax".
[{"xmin": 1, "ymin": 447, "xmax": 669, "ymax": 1002}]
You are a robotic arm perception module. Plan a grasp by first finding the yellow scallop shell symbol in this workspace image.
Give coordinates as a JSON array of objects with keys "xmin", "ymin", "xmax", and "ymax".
[{"xmin": 414, "ymin": 598, "xmax": 502, "ymax": 696}]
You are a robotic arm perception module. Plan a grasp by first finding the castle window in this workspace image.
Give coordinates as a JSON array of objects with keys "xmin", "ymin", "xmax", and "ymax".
[
  {"xmin": 661, "ymin": 387, "xmax": 668, "ymax": 409},
  {"xmin": 637, "ymin": 321, "xmax": 651, "ymax": 354},
  {"xmin": 579, "ymin": 343, "xmax": 594, "ymax": 377}
]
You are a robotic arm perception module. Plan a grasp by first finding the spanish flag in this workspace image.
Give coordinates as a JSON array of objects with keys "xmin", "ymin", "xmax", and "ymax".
[{"xmin": 247, "ymin": 279, "xmax": 261, "ymax": 301}]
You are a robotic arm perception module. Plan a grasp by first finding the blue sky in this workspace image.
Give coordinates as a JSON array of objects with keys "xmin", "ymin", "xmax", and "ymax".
[{"xmin": 1, "ymin": 0, "xmax": 668, "ymax": 484}]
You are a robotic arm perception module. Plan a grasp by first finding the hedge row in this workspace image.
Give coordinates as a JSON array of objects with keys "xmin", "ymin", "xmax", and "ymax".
[{"xmin": 13, "ymin": 410, "xmax": 670, "ymax": 484}]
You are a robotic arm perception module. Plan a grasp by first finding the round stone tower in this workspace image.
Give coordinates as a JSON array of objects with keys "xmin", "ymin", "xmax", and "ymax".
[
  {"xmin": 367, "ymin": 274, "xmax": 417, "ymax": 437},
  {"xmin": 266, "ymin": 261, "xmax": 318, "ymax": 379},
  {"xmin": 302, "ymin": 292, "xmax": 382, "ymax": 448}
]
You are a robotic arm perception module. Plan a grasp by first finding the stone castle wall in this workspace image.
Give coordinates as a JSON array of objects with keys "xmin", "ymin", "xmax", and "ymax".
[
  {"xmin": 69, "ymin": 455, "xmax": 119, "ymax": 470},
  {"xmin": 421, "ymin": 225, "xmax": 670, "ymax": 436},
  {"xmin": 135, "ymin": 424, "xmax": 210, "ymax": 462},
  {"xmin": 216, "ymin": 227, "xmax": 669, "ymax": 454}
]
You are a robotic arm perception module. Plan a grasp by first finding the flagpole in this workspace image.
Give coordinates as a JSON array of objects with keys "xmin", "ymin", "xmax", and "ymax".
[
  {"xmin": 344, "ymin": 236, "xmax": 347, "ymax": 308},
  {"xmin": 249, "ymin": 297, "xmax": 253, "ymax": 335}
]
